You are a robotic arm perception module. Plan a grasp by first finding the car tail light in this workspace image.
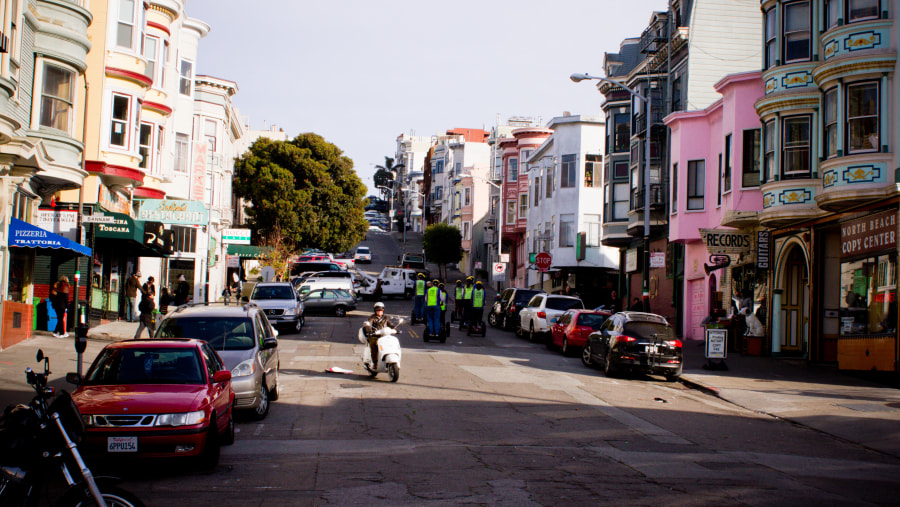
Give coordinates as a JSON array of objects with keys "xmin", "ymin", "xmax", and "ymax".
[
  {"xmin": 666, "ymin": 339, "xmax": 683, "ymax": 348},
  {"xmin": 537, "ymin": 311, "xmax": 546, "ymax": 319},
  {"xmin": 621, "ymin": 355, "xmax": 636, "ymax": 361},
  {"xmin": 667, "ymin": 359, "xmax": 681, "ymax": 364},
  {"xmin": 619, "ymin": 335, "xmax": 637, "ymax": 343}
]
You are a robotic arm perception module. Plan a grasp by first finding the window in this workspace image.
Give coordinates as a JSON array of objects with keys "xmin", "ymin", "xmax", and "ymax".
[
  {"xmin": 559, "ymin": 214, "xmax": 575, "ymax": 247},
  {"xmin": 179, "ymin": 59, "xmax": 193, "ymax": 96},
  {"xmin": 8, "ymin": 0, "xmax": 20, "ymax": 78},
  {"xmin": 717, "ymin": 154, "xmax": 723, "ymax": 206},
  {"xmin": 824, "ymin": 88, "xmax": 838, "ymax": 158},
  {"xmin": 764, "ymin": 120, "xmax": 775, "ymax": 183},
  {"xmin": 463, "ymin": 222, "xmax": 471, "ymax": 241},
  {"xmin": 783, "ymin": 1, "xmax": 810, "ymax": 64},
  {"xmin": 782, "ymin": 116, "xmax": 811, "ymax": 178},
  {"xmin": 545, "ymin": 167, "xmax": 553, "ymax": 198},
  {"xmin": 613, "ymin": 114, "xmax": 630, "ymax": 152},
  {"xmin": 506, "ymin": 199, "xmax": 516, "ymax": 224},
  {"xmin": 464, "ymin": 187, "xmax": 471, "ymax": 207},
  {"xmin": 138, "ymin": 123, "xmax": 152, "ymax": 169},
  {"xmin": 520, "ymin": 149, "xmax": 533, "ymax": 163},
  {"xmin": 204, "ymin": 119, "xmax": 217, "ymax": 153},
  {"xmin": 848, "ymin": 0, "xmax": 880, "ymax": 23},
  {"xmin": 764, "ymin": 8, "xmax": 777, "ymax": 68},
  {"xmin": 672, "ymin": 163, "xmax": 678, "ymax": 212},
  {"xmin": 687, "ymin": 160, "xmax": 705, "ymax": 210},
  {"xmin": 144, "ymin": 36, "xmax": 158, "ymax": 81},
  {"xmin": 585, "ymin": 214, "xmax": 600, "ymax": 246},
  {"xmin": 560, "ymin": 154, "xmax": 576, "ymax": 188},
  {"xmin": 172, "ymin": 225, "xmax": 197, "ymax": 253},
  {"xmin": 613, "ymin": 182, "xmax": 629, "ymax": 220},
  {"xmin": 672, "ymin": 77, "xmax": 683, "ymax": 112},
  {"xmin": 519, "ymin": 194, "xmax": 528, "ymax": 219},
  {"xmin": 508, "ymin": 158, "xmax": 518, "ymax": 181},
  {"xmin": 533, "ymin": 177, "xmax": 540, "ymax": 206},
  {"xmin": 847, "ymin": 81, "xmax": 879, "ymax": 153},
  {"xmin": 585, "ymin": 154, "xmax": 602, "ymax": 187},
  {"xmin": 434, "ymin": 159, "xmax": 443, "ymax": 174},
  {"xmin": 742, "ymin": 129, "xmax": 761, "ymax": 187},
  {"xmin": 109, "ymin": 94, "xmax": 131, "ymax": 147},
  {"xmin": 39, "ymin": 63, "xmax": 74, "ymax": 132},
  {"xmin": 156, "ymin": 126, "xmax": 165, "ymax": 175},
  {"xmin": 840, "ymin": 254, "xmax": 896, "ymax": 336},
  {"xmin": 724, "ymin": 134, "xmax": 732, "ymax": 193},
  {"xmin": 614, "ymin": 161, "xmax": 628, "ymax": 179},
  {"xmin": 824, "ymin": 0, "xmax": 840, "ymax": 29},
  {"xmin": 117, "ymin": 0, "xmax": 138, "ymax": 49},
  {"xmin": 435, "ymin": 186, "xmax": 443, "ymax": 200},
  {"xmin": 175, "ymin": 133, "xmax": 190, "ymax": 172}
]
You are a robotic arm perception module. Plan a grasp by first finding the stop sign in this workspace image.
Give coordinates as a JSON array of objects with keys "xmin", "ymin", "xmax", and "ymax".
[{"xmin": 535, "ymin": 252, "xmax": 552, "ymax": 272}]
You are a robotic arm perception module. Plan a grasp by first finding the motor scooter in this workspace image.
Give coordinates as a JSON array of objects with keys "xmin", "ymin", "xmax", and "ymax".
[{"xmin": 358, "ymin": 317, "xmax": 404, "ymax": 382}]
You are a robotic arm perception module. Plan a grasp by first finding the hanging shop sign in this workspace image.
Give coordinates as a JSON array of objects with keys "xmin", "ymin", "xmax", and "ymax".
[
  {"xmin": 625, "ymin": 248, "xmax": 638, "ymax": 272},
  {"xmin": 840, "ymin": 210, "xmax": 897, "ymax": 258},
  {"xmin": 701, "ymin": 228, "xmax": 753, "ymax": 255},
  {"xmin": 757, "ymin": 231, "xmax": 771, "ymax": 269},
  {"xmin": 222, "ymin": 228, "xmax": 251, "ymax": 245},
  {"xmin": 136, "ymin": 199, "xmax": 208, "ymax": 225},
  {"xmin": 37, "ymin": 210, "xmax": 78, "ymax": 241}
]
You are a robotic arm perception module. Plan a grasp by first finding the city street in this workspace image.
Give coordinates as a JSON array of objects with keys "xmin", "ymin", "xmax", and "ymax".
[{"xmin": 2, "ymin": 230, "xmax": 900, "ymax": 506}]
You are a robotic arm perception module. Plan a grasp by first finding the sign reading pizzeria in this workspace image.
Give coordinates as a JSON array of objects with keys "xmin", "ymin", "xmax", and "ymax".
[{"xmin": 840, "ymin": 210, "xmax": 897, "ymax": 258}]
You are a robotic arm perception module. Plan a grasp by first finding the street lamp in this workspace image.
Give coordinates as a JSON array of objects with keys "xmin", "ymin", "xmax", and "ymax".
[
  {"xmin": 376, "ymin": 185, "xmax": 394, "ymax": 232},
  {"xmin": 571, "ymin": 72, "xmax": 652, "ymax": 312}
]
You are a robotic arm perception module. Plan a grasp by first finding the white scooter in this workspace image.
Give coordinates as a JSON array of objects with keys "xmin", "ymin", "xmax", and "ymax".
[{"xmin": 358, "ymin": 317, "xmax": 404, "ymax": 382}]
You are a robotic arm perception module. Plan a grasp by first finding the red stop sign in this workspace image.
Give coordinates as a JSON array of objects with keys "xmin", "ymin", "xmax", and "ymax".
[{"xmin": 535, "ymin": 252, "xmax": 552, "ymax": 271}]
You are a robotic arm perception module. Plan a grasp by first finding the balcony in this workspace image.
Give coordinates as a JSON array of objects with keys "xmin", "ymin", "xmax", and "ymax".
[
  {"xmin": 640, "ymin": 26, "xmax": 667, "ymax": 54},
  {"xmin": 631, "ymin": 184, "xmax": 666, "ymax": 211},
  {"xmin": 816, "ymin": 153, "xmax": 896, "ymax": 212},
  {"xmin": 758, "ymin": 179, "xmax": 825, "ymax": 228}
]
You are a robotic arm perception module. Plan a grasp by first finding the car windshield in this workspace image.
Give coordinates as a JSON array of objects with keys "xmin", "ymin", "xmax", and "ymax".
[
  {"xmin": 513, "ymin": 290, "xmax": 541, "ymax": 305},
  {"xmin": 624, "ymin": 322, "xmax": 675, "ymax": 340},
  {"xmin": 546, "ymin": 298, "xmax": 582, "ymax": 311},
  {"xmin": 84, "ymin": 347, "xmax": 204, "ymax": 385},
  {"xmin": 156, "ymin": 317, "xmax": 256, "ymax": 350},
  {"xmin": 577, "ymin": 313, "xmax": 607, "ymax": 329},
  {"xmin": 357, "ymin": 247, "xmax": 370, "ymax": 254},
  {"xmin": 251, "ymin": 285, "xmax": 295, "ymax": 300}
]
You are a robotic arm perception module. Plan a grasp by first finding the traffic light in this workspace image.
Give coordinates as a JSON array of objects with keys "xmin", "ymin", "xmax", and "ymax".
[{"xmin": 576, "ymin": 232, "xmax": 586, "ymax": 261}]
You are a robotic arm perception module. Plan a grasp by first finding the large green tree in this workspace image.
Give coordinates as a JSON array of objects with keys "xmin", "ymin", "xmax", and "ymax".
[
  {"xmin": 233, "ymin": 134, "xmax": 369, "ymax": 253},
  {"xmin": 422, "ymin": 223, "xmax": 462, "ymax": 280}
]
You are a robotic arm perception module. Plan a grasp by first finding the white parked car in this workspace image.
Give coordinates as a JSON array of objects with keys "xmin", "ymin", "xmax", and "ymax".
[
  {"xmin": 517, "ymin": 294, "xmax": 584, "ymax": 343},
  {"xmin": 355, "ymin": 246, "xmax": 372, "ymax": 264}
]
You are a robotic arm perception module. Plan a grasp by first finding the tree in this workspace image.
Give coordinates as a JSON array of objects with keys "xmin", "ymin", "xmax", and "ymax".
[
  {"xmin": 422, "ymin": 223, "xmax": 462, "ymax": 281},
  {"xmin": 373, "ymin": 156, "xmax": 404, "ymax": 199},
  {"xmin": 257, "ymin": 225, "xmax": 295, "ymax": 281},
  {"xmin": 233, "ymin": 134, "xmax": 369, "ymax": 253}
]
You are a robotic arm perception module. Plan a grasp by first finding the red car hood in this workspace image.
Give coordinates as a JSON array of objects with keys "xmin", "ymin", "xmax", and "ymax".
[{"xmin": 72, "ymin": 384, "xmax": 207, "ymax": 414}]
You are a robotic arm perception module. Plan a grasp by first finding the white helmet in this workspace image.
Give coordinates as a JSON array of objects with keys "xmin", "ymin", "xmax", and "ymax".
[{"xmin": 373, "ymin": 302, "xmax": 385, "ymax": 311}]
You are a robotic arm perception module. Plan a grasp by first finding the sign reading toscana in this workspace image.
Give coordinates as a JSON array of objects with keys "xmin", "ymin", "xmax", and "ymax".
[{"xmin": 137, "ymin": 199, "xmax": 208, "ymax": 225}]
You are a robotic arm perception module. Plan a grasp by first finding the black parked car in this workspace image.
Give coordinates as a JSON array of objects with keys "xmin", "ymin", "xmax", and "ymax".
[
  {"xmin": 488, "ymin": 287, "xmax": 545, "ymax": 331},
  {"xmin": 582, "ymin": 312, "xmax": 682, "ymax": 381}
]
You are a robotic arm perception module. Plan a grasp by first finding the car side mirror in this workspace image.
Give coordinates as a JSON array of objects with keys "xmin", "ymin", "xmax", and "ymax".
[
  {"xmin": 241, "ymin": 296, "xmax": 249, "ymax": 303},
  {"xmin": 66, "ymin": 372, "xmax": 82, "ymax": 385},
  {"xmin": 262, "ymin": 337, "xmax": 278, "ymax": 350},
  {"xmin": 212, "ymin": 370, "xmax": 232, "ymax": 383},
  {"xmin": 550, "ymin": 317, "xmax": 557, "ymax": 324}
]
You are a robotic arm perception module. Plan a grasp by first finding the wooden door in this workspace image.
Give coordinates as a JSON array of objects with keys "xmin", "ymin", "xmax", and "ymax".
[{"xmin": 781, "ymin": 247, "xmax": 808, "ymax": 352}]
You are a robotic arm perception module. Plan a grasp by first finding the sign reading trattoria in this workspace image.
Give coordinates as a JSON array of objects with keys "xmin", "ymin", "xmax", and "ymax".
[
  {"xmin": 136, "ymin": 199, "xmax": 209, "ymax": 226},
  {"xmin": 840, "ymin": 210, "xmax": 897, "ymax": 258},
  {"xmin": 700, "ymin": 228, "xmax": 753, "ymax": 255}
]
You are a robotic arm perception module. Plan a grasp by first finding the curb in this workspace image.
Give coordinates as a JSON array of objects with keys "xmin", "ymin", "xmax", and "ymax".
[{"xmin": 678, "ymin": 375, "xmax": 721, "ymax": 398}]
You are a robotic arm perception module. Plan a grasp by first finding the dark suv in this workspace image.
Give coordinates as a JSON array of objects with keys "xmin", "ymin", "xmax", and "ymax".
[
  {"xmin": 582, "ymin": 311, "xmax": 682, "ymax": 381},
  {"xmin": 489, "ymin": 287, "xmax": 545, "ymax": 331}
]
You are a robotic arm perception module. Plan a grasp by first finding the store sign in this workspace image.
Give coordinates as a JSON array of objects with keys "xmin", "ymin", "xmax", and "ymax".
[
  {"xmin": 701, "ymin": 228, "xmax": 752, "ymax": 254},
  {"xmin": 37, "ymin": 210, "xmax": 77, "ymax": 241},
  {"xmin": 757, "ymin": 231, "xmax": 770, "ymax": 269},
  {"xmin": 137, "ymin": 199, "xmax": 208, "ymax": 225},
  {"xmin": 840, "ymin": 210, "xmax": 897, "ymax": 258},
  {"xmin": 649, "ymin": 251, "xmax": 665, "ymax": 268},
  {"xmin": 625, "ymin": 248, "xmax": 638, "ymax": 272},
  {"xmin": 222, "ymin": 228, "xmax": 251, "ymax": 245}
]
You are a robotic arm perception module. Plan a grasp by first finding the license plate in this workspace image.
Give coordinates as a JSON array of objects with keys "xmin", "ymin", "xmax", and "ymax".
[
  {"xmin": 645, "ymin": 345, "xmax": 659, "ymax": 354},
  {"xmin": 108, "ymin": 436, "xmax": 137, "ymax": 452}
]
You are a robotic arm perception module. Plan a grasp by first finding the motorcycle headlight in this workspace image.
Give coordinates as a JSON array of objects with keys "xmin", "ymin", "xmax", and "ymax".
[
  {"xmin": 232, "ymin": 358, "xmax": 256, "ymax": 377},
  {"xmin": 156, "ymin": 410, "xmax": 206, "ymax": 427}
]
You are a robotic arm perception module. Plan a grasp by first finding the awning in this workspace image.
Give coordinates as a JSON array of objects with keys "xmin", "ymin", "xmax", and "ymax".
[
  {"xmin": 8, "ymin": 217, "xmax": 91, "ymax": 256},
  {"xmin": 92, "ymin": 212, "xmax": 169, "ymax": 258},
  {"xmin": 227, "ymin": 244, "xmax": 272, "ymax": 259}
]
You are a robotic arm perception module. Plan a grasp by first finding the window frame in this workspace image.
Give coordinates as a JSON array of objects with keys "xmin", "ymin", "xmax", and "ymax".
[
  {"xmin": 847, "ymin": 0, "xmax": 880, "ymax": 23},
  {"xmin": 464, "ymin": 187, "xmax": 471, "ymax": 207},
  {"xmin": 671, "ymin": 162, "xmax": 678, "ymax": 213},
  {"xmin": 560, "ymin": 154, "xmax": 576, "ymax": 188},
  {"xmin": 506, "ymin": 199, "xmax": 517, "ymax": 225},
  {"xmin": 613, "ymin": 113, "xmax": 630, "ymax": 152},
  {"xmin": 507, "ymin": 157, "xmax": 518, "ymax": 182},
  {"xmin": 741, "ymin": 129, "xmax": 761, "ymax": 188},
  {"xmin": 717, "ymin": 153, "xmax": 723, "ymax": 207},
  {"xmin": 612, "ymin": 182, "xmax": 629, "ymax": 221},
  {"xmin": 144, "ymin": 35, "xmax": 159, "ymax": 83},
  {"xmin": 764, "ymin": 7, "xmax": 777, "ymax": 69},
  {"xmin": 824, "ymin": 87, "xmax": 838, "ymax": 158},
  {"xmin": 138, "ymin": 122, "xmax": 153, "ymax": 170},
  {"xmin": 723, "ymin": 134, "xmax": 732, "ymax": 193},
  {"xmin": 174, "ymin": 132, "xmax": 190, "ymax": 173},
  {"xmin": 116, "ymin": 0, "xmax": 139, "ymax": 51},
  {"xmin": 846, "ymin": 80, "xmax": 879, "ymax": 154},
  {"xmin": 585, "ymin": 154, "xmax": 602, "ymax": 188},
  {"xmin": 782, "ymin": 1, "xmax": 811, "ymax": 64},
  {"xmin": 764, "ymin": 120, "xmax": 775, "ymax": 184},
  {"xmin": 109, "ymin": 93, "xmax": 133, "ymax": 149},
  {"xmin": 519, "ymin": 193, "xmax": 528, "ymax": 219},
  {"xmin": 179, "ymin": 58, "xmax": 194, "ymax": 96},
  {"xmin": 559, "ymin": 214, "xmax": 575, "ymax": 248},
  {"xmin": 687, "ymin": 159, "xmax": 705, "ymax": 211},
  {"xmin": 782, "ymin": 115, "xmax": 811, "ymax": 179},
  {"xmin": 37, "ymin": 61, "xmax": 75, "ymax": 134}
]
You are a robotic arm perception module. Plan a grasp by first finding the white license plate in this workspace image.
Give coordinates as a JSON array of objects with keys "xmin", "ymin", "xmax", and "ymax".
[
  {"xmin": 645, "ymin": 345, "xmax": 659, "ymax": 354},
  {"xmin": 108, "ymin": 436, "xmax": 137, "ymax": 452}
]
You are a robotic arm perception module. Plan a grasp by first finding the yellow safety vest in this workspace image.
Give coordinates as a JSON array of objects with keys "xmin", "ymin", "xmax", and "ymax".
[
  {"xmin": 472, "ymin": 288, "xmax": 484, "ymax": 308},
  {"xmin": 426, "ymin": 286, "xmax": 439, "ymax": 306},
  {"xmin": 463, "ymin": 285, "xmax": 473, "ymax": 299},
  {"xmin": 416, "ymin": 279, "xmax": 425, "ymax": 296},
  {"xmin": 440, "ymin": 290, "xmax": 446, "ymax": 311},
  {"xmin": 455, "ymin": 287, "xmax": 463, "ymax": 299}
]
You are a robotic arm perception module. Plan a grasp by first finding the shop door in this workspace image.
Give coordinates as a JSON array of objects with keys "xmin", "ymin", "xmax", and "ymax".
[
  {"xmin": 781, "ymin": 246, "xmax": 808, "ymax": 352},
  {"xmin": 689, "ymin": 279, "xmax": 706, "ymax": 340}
]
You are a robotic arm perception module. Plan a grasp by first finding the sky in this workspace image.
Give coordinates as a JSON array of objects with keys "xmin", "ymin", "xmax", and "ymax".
[{"xmin": 188, "ymin": 0, "xmax": 668, "ymax": 196}]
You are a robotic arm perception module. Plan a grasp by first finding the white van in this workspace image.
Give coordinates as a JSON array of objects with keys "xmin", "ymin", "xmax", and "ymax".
[
  {"xmin": 366, "ymin": 267, "xmax": 417, "ymax": 300},
  {"xmin": 296, "ymin": 278, "xmax": 355, "ymax": 299}
]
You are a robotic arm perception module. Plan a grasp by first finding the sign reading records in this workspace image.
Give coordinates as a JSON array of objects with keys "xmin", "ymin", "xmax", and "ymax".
[{"xmin": 700, "ymin": 228, "xmax": 752, "ymax": 254}]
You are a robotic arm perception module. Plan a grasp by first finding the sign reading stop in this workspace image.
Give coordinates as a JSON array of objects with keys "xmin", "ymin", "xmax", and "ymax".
[{"xmin": 535, "ymin": 252, "xmax": 552, "ymax": 272}]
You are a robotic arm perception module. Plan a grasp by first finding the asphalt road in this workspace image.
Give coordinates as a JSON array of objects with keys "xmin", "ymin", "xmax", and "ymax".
[{"xmin": 14, "ymin": 229, "xmax": 900, "ymax": 506}]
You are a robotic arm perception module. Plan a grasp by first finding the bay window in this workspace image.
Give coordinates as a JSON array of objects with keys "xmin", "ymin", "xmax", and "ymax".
[
  {"xmin": 519, "ymin": 194, "xmax": 528, "ymax": 219},
  {"xmin": 824, "ymin": 0, "xmax": 840, "ymax": 30},
  {"xmin": 39, "ymin": 63, "xmax": 74, "ymax": 132},
  {"xmin": 117, "ymin": 0, "xmax": 138, "ymax": 50},
  {"xmin": 138, "ymin": 123, "xmax": 152, "ymax": 169},
  {"xmin": 506, "ymin": 200, "xmax": 516, "ymax": 225},
  {"xmin": 741, "ymin": 129, "xmax": 761, "ymax": 187},
  {"xmin": 782, "ymin": 116, "xmax": 810, "ymax": 178},
  {"xmin": 179, "ymin": 59, "xmax": 193, "ymax": 96},
  {"xmin": 783, "ymin": 1, "xmax": 810, "ymax": 64},
  {"xmin": 144, "ymin": 36, "xmax": 159, "ymax": 82},
  {"xmin": 508, "ymin": 158, "xmax": 518, "ymax": 181},
  {"xmin": 672, "ymin": 162, "xmax": 678, "ymax": 212},
  {"xmin": 724, "ymin": 134, "xmax": 732, "ymax": 193},
  {"xmin": 848, "ymin": 0, "xmax": 880, "ymax": 23},
  {"xmin": 764, "ymin": 120, "xmax": 775, "ymax": 183},
  {"xmin": 847, "ymin": 81, "xmax": 879, "ymax": 153},
  {"xmin": 764, "ymin": 8, "xmax": 777, "ymax": 68},
  {"xmin": 824, "ymin": 88, "xmax": 838, "ymax": 158}
]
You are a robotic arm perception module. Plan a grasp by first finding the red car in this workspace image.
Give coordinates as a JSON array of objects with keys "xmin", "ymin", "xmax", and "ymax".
[
  {"xmin": 549, "ymin": 309, "xmax": 612, "ymax": 356},
  {"xmin": 69, "ymin": 339, "xmax": 234, "ymax": 467}
]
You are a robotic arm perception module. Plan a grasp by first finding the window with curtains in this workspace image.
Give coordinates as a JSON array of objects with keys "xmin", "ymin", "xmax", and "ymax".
[
  {"xmin": 847, "ymin": 81, "xmax": 879, "ymax": 154},
  {"xmin": 782, "ymin": 116, "xmax": 811, "ymax": 178},
  {"xmin": 585, "ymin": 214, "xmax": 600, "ymax": 246},
  {"xmin": 687, "ymin": 160, "xmax": 705, "ymax": 210},
  {"xmin": 39, "ymin": 63, "xmax": 74, "ymax": 133},
  {"xmin": 464, "ymin": 187, "xmax": 471, "ymax": 207},
  {"xmin": 742, "ymin": 129, "xmax": 761, "ymax": 187},
  {"xmin": 559, "ymin": 214, "xmax": 575, "ymax": 247},
  {"xmin": 764, "ymin": 120, "xmax": 775, "ymax": 183},
  {"xmin": 824, "ymin": 88, "xmax": 838, "ymax": 158},
  {"xmin": 848, "ymin": 0, "xmax": 880, "ymax": 23},
  {"xmin": 783, "ymin": 1, "xmax": 810, "ymax": 64}
]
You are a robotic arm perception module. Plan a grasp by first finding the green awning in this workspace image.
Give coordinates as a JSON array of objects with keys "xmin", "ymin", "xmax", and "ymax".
[
  {"xmin": 227, "ymin": 244, "xmax": 272, "ymax": 259},
  {"xmin": 92, "ymin": 212, "xmax": 169, "ymax": 258}
]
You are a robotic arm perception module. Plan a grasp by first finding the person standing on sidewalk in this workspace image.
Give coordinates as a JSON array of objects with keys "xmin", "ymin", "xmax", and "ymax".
[
  {"xmin": 174, "ymin": 274, "xmax": 190, "ymax": 306},
  {"xmin": 413, "ymin": 273, "xmax": 426, "ymax": 323},
  {"xmin": 51, "ymin": 275, "xmax": 70, "ymax": 337},
  {"xmin": 142, "ymin": 276, "xmax": 156, "ymax": 300},
  {"xmin": 125, "ymin": 272, "xmax": 141, "ymax": 322},
  {"xmin": 134, "ymin": 293, "xmax": 156, "ymax": 339}
]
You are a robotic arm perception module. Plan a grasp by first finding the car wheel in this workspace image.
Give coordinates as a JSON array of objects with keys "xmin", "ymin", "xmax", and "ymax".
[
  {"xmin": 221, "ymin": 408, "xmax": 235, "ymax": 446},
  {"xmin": 604, "ymin": 351, "xmax": 618, "ymax": 378},
  {"xmin": 562, "ymin": 337, "xmax": 570, "ymax": 356},
  {"xmin": 254, "ymin": 382, "xmax": 270, "ymax": 420},
  {"xmin": 268, "ymin": 365, "xmax": 280, "ymax": 401},
  {"xmin": 528, "ymin": 323, "xmax": 537, "ymax": 342},
  {"xmin": 295, "ymin": 318, "xmax": 302, "ymax": 333},
  {"xmin": 200, "ymin": 418, "xmax": 220, "ymax": 468},
  {"xmin": 488, "ymin": 311, "xmax": 497, "ymax": 327},
  {"xmin": 334, "ymin": 305, "xmax": 347, "ymax": 317},
  {"xmin": 581, "ymin": 346, "xmax": 593, "ymax": 367},
  {"xmin": 546, "ymin": 335, "xmax": 556, "ymax": 350}
]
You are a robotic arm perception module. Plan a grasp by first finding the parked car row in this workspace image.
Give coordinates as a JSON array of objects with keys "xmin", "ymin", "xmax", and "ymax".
[{"xmin": 488, "ymin": 287, "xmax": 683, "ymax": 381}]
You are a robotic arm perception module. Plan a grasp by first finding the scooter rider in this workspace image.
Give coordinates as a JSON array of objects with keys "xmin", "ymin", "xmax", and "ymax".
[
  {"xmin": 471, "ymin": 281, "xmax": 486, "ymax": 326},
  {"xmin": 413, "ymin": 273, "xmax": 426, "ymax": 323},
  {"xmin": 363, "ymin": 302, "xmax": 396, "ymax": 368},
  {"xmin": 425, "ymin": 279, "xmax": 443, "ymax": 336}
]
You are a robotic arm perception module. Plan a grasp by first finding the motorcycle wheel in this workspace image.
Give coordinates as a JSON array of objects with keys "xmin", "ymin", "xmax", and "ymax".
[
  {"xmin": 387, "ymin": 363, "xmax": 400, "ymax": 382},
  {"xmin": 62, "ymin": 485, "xmax": 146, "ymax": 507}
]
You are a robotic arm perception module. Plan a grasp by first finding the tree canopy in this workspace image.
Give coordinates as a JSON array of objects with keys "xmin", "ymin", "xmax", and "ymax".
[
  {"xmin": 422, "ymin": 223, "xmax": 462, "ymax": 280},
  {"xmin": 373, "ymin": 156, "xmax": 403, "ymax": 198},
  {"xmin": 233, "ymin": 133, "xmax": 369, "ymax": 253}
]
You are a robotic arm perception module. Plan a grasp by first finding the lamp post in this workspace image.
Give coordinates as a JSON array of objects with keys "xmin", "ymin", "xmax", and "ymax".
[{"xmin": 571, "ymin": 72, "xmax": 652, "ymax": 312}]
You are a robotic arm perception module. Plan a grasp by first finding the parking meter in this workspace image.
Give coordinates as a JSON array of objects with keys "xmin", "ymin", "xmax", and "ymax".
[{"xmin": 74, "ymin": 302, "xmax": 89, "ymax": 375}]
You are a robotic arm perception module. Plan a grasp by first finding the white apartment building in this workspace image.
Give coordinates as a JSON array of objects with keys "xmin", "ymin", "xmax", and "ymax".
[{"xmin": 394, "ymin": 133, "xmax": 432, "ymax": 233}]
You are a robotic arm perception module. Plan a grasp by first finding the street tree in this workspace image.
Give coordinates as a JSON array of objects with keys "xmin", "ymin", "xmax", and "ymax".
[
  {"xmin": 257, "ymin": 226, "xmax": 294, "ymax": 281},
  {"xmin": 374, "ymin": 156, "xmax": 404, "ymax": 198},
  {"xmin": 422, "ymin": 223, "xmax": 462, "ymax": 281},
  {"xmin": 234, "ymin": 134, "xmax": 369, "ymax": 254}
]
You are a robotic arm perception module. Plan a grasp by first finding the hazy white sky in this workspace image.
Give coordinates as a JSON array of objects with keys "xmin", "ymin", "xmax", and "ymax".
[{"xmin": 189, "ymin": 0, "xmax": 668, "ymax": 195}]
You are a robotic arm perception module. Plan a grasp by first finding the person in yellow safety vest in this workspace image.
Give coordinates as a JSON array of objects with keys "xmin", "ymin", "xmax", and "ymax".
[
  {"xmin": 413, "ymin": 273, "xmax": 426, "ymax": 322},
  {"xmin": 438, "ymin": 282, "xmax": 448, "ymax": 328},
  {"xmin": 471, "ymin": 281, "xmax": 486, "ymax": 326},
  {"xmin": 460, "ymin": 276, "xmax": 474, "ymax": 329},
  {"xmin": 425, "ymin": 280, "xmax": 442, "ymax": 335},
  {"xmin": 454, "ymin": 280, "xmax": 464, "ymax": 321}
]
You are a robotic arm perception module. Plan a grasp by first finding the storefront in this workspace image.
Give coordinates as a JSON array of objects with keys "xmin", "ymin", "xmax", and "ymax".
[{"xmin": 837, "ymin": 209, "xmax": 898, "ymax": 372}]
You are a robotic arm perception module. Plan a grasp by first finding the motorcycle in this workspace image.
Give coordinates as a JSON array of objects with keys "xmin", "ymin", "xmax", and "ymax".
[
  {"xmin": 358, "ymin": 317, "xmax": 404, "ymax": 382},
  {"xmin": 0, "ymin": 349, "xmax": 144, "ymax": 507}
]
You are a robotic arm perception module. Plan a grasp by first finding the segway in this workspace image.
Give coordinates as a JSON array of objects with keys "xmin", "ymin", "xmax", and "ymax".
[
  {"xmin": 410, "ymin": 307, "xmax": 424, "ymax": 325},
  {"xmin": 467, "ymin": 319, "xmax": 486, "ymax": 337},
  {"xmin": 423, "ymin": 319, "xmax": 447, "ymax": 343}
]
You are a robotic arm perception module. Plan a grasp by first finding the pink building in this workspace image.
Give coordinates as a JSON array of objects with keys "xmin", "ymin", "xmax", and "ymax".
[{"xmin": 666, "ymin": 71, "xmax": 764, "ymax": 341}]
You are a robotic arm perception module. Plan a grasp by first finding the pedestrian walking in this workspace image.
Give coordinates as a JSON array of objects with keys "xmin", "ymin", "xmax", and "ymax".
[
  {"xmin": 134, "ymin": 293, "xmax": 156, "ymax": 339},
  {"xmin": 142, "ymin": 276, "xmax": 156, "ymax": 299},
  {"xmin": 50, "ymin": 275, "xmax": 70, "ymax": 337},
  {"xmin": 125, "ymin": 272, "xmax": 141, "ymax": 322},
  {"xmin": 159, "ymin": 287, "xmax": 172, "ymax": 315},
  {"xmin": 174, "ymin": 274, "xmax": 190, "ymax": 306}
]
